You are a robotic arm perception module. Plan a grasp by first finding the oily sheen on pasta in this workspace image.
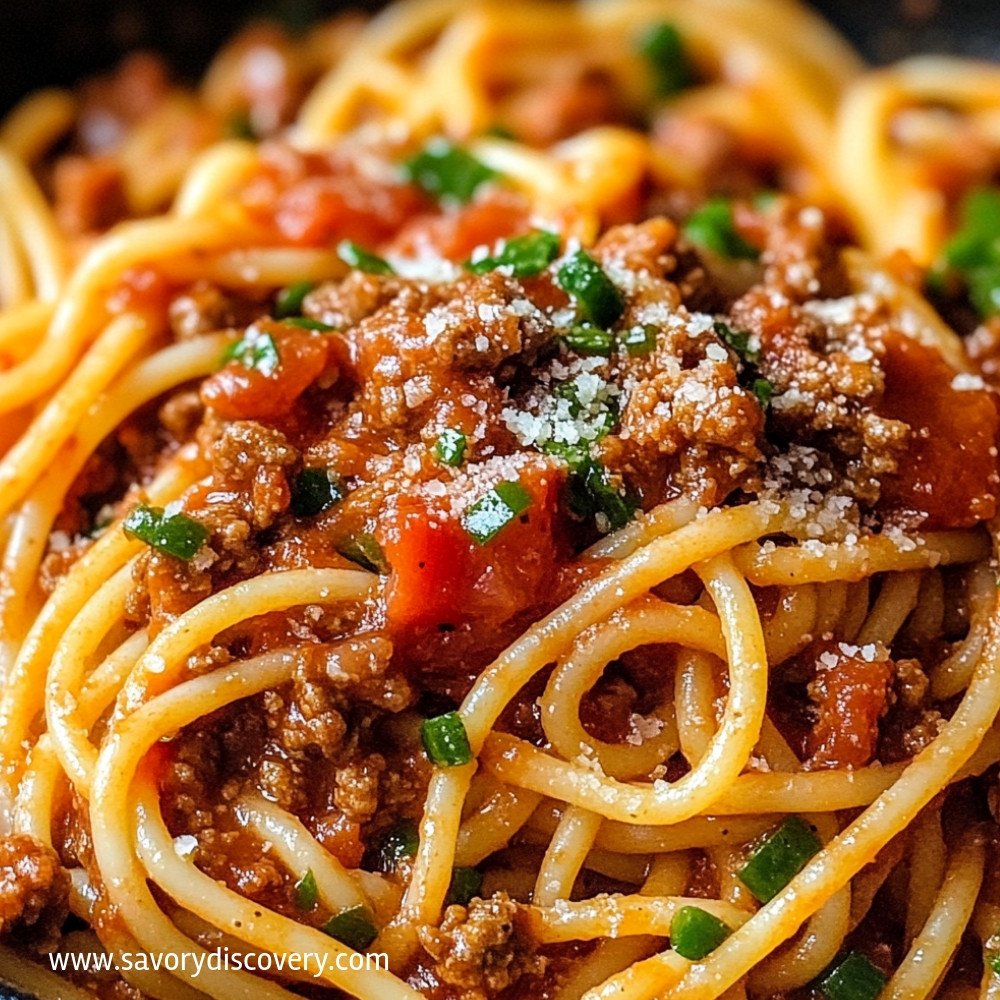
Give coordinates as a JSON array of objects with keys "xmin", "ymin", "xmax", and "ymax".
[{"xmin": 1, "ymin": 1, "xmax": 1000, "ymax": 998}]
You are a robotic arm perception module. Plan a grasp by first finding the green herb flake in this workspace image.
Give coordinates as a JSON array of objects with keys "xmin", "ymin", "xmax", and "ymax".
[
  {"xmin": 637, "ymin": 22, "xmax": 692, "ymax": 98},
  {"xmin": 446, "ymin": 867, "xmax": 484, "ymax": 906},
  {"xmin": 752, "ymin": 377, "xmax": 774, "ymax": 409},
  {"xmin": 564, "ymin": 324, "xmax": 614, "ymax": 356},
  {"xmin": 291, "ymin": 468, "xmax": 345, "ymax": 518},
  {"xmin": 557, "ymin": 250, "xmax": 626, "ymax": 328},
  {"xmin": 123, "ymin": 505, "xmax": 209, "ymax": 561},
  {"xmin": 225, "ymin": 111, "xmax": 256, "ymax": 141},
  {"xmin": 817, "ymin": 952, "xmax": 887, "ymax": 1000},
  {"xmin": 567, "ymin": 460, "xmax": 635, "ymax": 533},
  {"xmin": 337, "ymin": 239, "xmax": 395, "ymax": 276},
  {"xmin": 434, "ymin": 428, "xmax": 467, "ymax": 467},
  {"xmin": 404, "ymin": 139, "xmax": 498, "ymax": 204},
  {"xmin": 282, "ymin": 316, "xmax": 335, "ymax": 332},
  {"xmin": 422, "ymin": 711, "xmax": 473, "ymax": 767},
  {"xmin": 670, "ymin": 906, "xmax": 731, "ymax": 961},
  {"xmin": 221, "ymin": 328, "xmax": 280, "ymax": 375},
  {"xmin": 621, "ymin": 323, "xmax": 657, "ymax": 355},
  {"xmin": 371, "ymin": 821, "xmax": 419, "ymax": 872},
  {"xmin": 323, "ymin": 906, "xmax": 378, "ymax": 951},
  {"xmin": 274, "ymin": 280, "xmax": 316, "ymax": 319},
  {"xmin": 337, "ymin": 533, "xmax": 389, "ymax": 575},
  {"xmin": 293, "ymin": 869, "xmax": 318, "ymax": 911},
  {"xmin": 467, "ymin": 230, "xmax": 560, "ymax": 278},
  {"xmin": 684, "ymin": 198, "xmax": 759, "ymax": 260},
  {"xmin": 462, "ymin": 480, "xmax": 533, "ymax": 544},
  {"xmin": 713, "ymin": 320, "xmax": 757, "ymax": 362},
  {"xmin": 737, "ymin": 816, "xmax": 821, "ymax": 903}
]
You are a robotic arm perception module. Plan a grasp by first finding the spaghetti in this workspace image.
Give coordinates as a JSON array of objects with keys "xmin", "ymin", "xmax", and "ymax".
[{"xmin": 1, "ymin": 2, "xmax": 1000, "ymax": 999}]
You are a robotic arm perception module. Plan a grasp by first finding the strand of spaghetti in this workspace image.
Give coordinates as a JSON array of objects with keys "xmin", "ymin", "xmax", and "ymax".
[
  {"xmin": 747, "ymin": 814, "xmax": 849, "ymax": 994},
  {"xmin": 662, "ymin": 539, "xmax": 1000, "ymax": 999},
  {"xmin": 855, "ymin": 569, "xmax": 922, "ymax": 645},
  {"xmin": 906, "ymin": 569, "xmax": 945, "ymax": 647},
  {"xmin": 46, "ymin": 564, "xmax": 133, "ymax": 793},
  {"xmin": 454, "ymin": 785, "xmax": 542, "ymax": 867},
  {"xmin": 118, "ymin": 567, "xmax": 375, "ymax": 711},
  {"xmin": 91, "ymin": 652, "xmax": 352, "ymax": 1000},
  {"xmin": 484, "ymin": 720, "xmax": 1000, "ymax": 816},
  {"xmin": 158, "ymin": 247, "xmax": 346, "ymax": 288},
  {"xmin": 674, "ymin": 650, "xmax": 720, "ymax": 764},
  {"xmin": 0, "ymin": 212, "xmax": 30, "ymax": 309},
  {"xmin": 540, "ymin": 600, "xmax": 721, "ymax": 778},
  {"xmin": 812, "ymin": 579, "xmax": 848, "ymax": 635},
  {"xmin": 0, "ymin": 88, "xmax": 76, "ymax": 162},
  {"xmin": 0, "ymin": 333, "xmax": 227, "ymax": 672},
  {"xmin": 840, "ymin": 578, "xmax": 871, "ymax": 642},
  {"xmin": 0, "ymin": 148, "xmax": 67, "ymax": 300},
  {"xmin": 904, "ymin": 805, "xmax": 946, "ymax": 949},
  {"xmin": 552, "ymin": 854, "xmax": 691, "ymax": 1000},
  {"xmin": 734, "ymin": 530, "xmax": 988, "ymax": 585},
  {"xmin": 0, "ymin": 942, "xmax": 133, "ymax": 1000},
  {"xmin": 0, "ymin": 299, "xmax": 54, "ymax": 356},
  {"xmin": 523, "ymin": 893, "xmax": 750, "ymax": 944},
  {"xmin": 533, "ymin": 806, "xmax": 603, "ymax": 906},
  {"xmin": 0, "ymin": 207, "xmax": 258, "ymax": 413},
  {"xmin": 0, "ymin": 311, "xmax": 158, "ymax": 520},
  {"xmin": 237, "ymin": 795, "xmax": 372, "ymax": 914},
  {"xmin": 116, "ymin": 655, "xmax": 421, "ymax": 999},
  {"xmin": 883, "ymin": 830, "xmax": 987, "ymax": 1000},
  {"xmin": 762, "ymin": 584, "xmax": 817, "ymax": 665},
  {"xmin": 0, "ymin": 451, "xmax": 200, "ymax": 777},
  {"xmin": 480, "ymin": 552, "xmax": 770, "ymax": 825},
  {"xmin": 173, "ymin": 140, "xmax": 262, "ymax": 218},
  {"xmin": 583, "ymin": 497, "xmax": 700, "ymax": 560},
  {"xmin": 933, "ymin": 562, "xmax": 995, "ymax": 699},
  {"xmin": 582, "ymin": 949, "xmax": 689, "ymax": 1000}
]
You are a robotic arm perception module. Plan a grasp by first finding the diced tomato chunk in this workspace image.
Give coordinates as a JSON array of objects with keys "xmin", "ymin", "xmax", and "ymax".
[
  {"xmin": 200, "ymin": 320, "xmax": 331, "ymax": 420},
  {"xmin": 877, "ymin": 332, "xmax": 1000, "ymax": 528},
  {"xmin": 379, "ymin": 465, "xmax": 561, "ymax": 633}
]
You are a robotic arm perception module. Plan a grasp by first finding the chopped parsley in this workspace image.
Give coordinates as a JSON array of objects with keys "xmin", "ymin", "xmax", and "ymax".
[
  {"xmin": 274, "ymin": 280, "xmax": 315, "ymax": 318},
  {"xmin": 446, "ymin": 867, "xmax": 484, "ymax": 906},
  {"xmin": 557, "ymin": 250, "xmax": 625, "ymax": 328},
  {"xmin": 282, "ymin": 316, "xmax": 334, "ymax": 332},
  {"xmin": 290, "ymin": 468, "xmax": 345, "ymax": 518},
  {"xmin": 936, "ymin": 186, "xmax": 1000, "ymax": 317},
  {"xmin": 637, "ymin": 22, "xmax": 692, "ymax": 97},
  {"xmin": 371, "ymin": 821, "xmax": 419, "ymax": 872},
  {"xmin": 224, "ymin": 111, "xmax": 256, "ymax": 140},
  {"xmin": 467, "ymin": 230, "xmax": 560, "ymax": 277},
  {"xmin": 567, "ymin": 459, "xmax": 635, "ymax": 532},
  {"xmin": 684, "ymin": 198, "xmax": 759, "ymax": 260},
  {"xmin": 293, "ymin": 869, "xmax": 318, "ymax": 910},
  {"xmin": 752, "ymin": 377, "xmax": 774, "ymax": 408},
  {"xmin": 323, "ymin": 906, "xmax": 377, "ymax": 951},
  {"xmin": 221, "ymin": 328, "xmax": 280, "ymax": 375},
  {"xmin": 713, "ymin": 320, "xmax": 757, "ymax": 362},
  {"xmin": 403, "ymin": 139, "xmax": 498, "ymax": 204},
  {"xmin": 713, "ymin": 320, "xmax": 773, "ymax": 408},
  {"xmin": 434, "ymin": 428, "xmax": 467, "ymax": 467},
  {"xmin": 621, "ymin": 323, "xmax": 657, "ymax": 355},
  {"xmin": 123, "ymin": 505, "xmax": 208, "ymax": 561},
  {"xmin": 337, "ymin": 239, "xmax": 394, "ymax": 276},
  {"xmin": 462, "ymin": 481, "xmax": 532, "ymax": 544},
  {"xmin": 337, "ymin": 533, "xmax": 389, "ymax": 575}
]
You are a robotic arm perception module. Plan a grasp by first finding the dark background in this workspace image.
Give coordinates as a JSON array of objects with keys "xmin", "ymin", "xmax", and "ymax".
[{"xmin": 0, "ymin": 0, "xmax": 998, "ymax": 114}]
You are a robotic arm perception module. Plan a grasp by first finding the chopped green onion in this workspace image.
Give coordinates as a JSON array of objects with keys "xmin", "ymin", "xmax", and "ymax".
[
  {"xmin": 282, "ymin": 316, "xmax": 334, "ymax": 332},
  {"xmin": 936, "ymin": 188, "xmax": 1000, "ymax": 317},
  {"xmin": 123, "ymin": 505, "xmax": 208, "ymax": 561},
  {"xmin": 275, "ymin": 280, "xmax": 315, "ymax": 319},
  {"xmin": 293, "ymin": 869, "xmax": 318, "ymax": 911},
  {"xmin": 670, "ymin": 906, "xmax": 731, "ymax": 961},
  {"xmin": 322, "ymin": 906, "xmax": 378, "ymax": 951},
  {"xmin": 462, "ymin": 480, "xmax": 532, "ymax": 544},
  {"xmin": 422, "ymin": 711, "xmax": 473, "ymax": 767},
  {"xmin": 467, "ymin": 230, "xmax": 560, "ymax": 277},
  {"xmin": 621, "ymin": 324, "xmax": 657, "ymax": 356},
  {"xmin": 225, "ymin": 111, "xmax": 256, "ymax": 140},
  {"xmin": 484, "ymin": 123, "xmax": 516, "ymax": 140},
  {"xmin": 337, "ymin": 239, "xmax": 394, "ymax": 276},
  {"xmin": 818, "ymin": 952, "xmax": 887, "ymax": 1000},
  {"xmin": 446, "ymin": 867, "xmax": 483, "ymax": 906},
  {"xmin": 404, "ymin": 139, "xmax": 497, "ymax": 204},
  {"xmin": 564, "ymin": 324, "xmax": 614, "ymax": 356},
  {"xmin": 337, "ymin": 533, "xmax": 388, "ymax": 575},
  {"xmin": 684, "ymin": 198, "xmax": 759, "ymax": 260},
  {"xmin": 637, "ymin": 22, "xmax": 692, "ymax": 98},
  {"xmin": 737, "ymin": 816, "xmax": 821, "ymax": 902},
  {"xmin": 434, "ymin": 428, "xmax": 467, "ymax": 467},
  {"xmin": 557, "ymin": 250, "xmax": 625, "ymax": 328},
  {"xmin": 291, "ymin": 468, "xmax": 345, "ymax": 518},
  {"xmin": 222, "ymin": 328, "xmax": 280, "ymax": 375},
  {"xmin": 713, "ymin": 320, "xmax": 758, "ymax": 362},
  {"xmin": 567, "ymin": 460, "xmax": 635, "ymax": 533},
  {"xmin": 752, "ymin": 377, "xmax": 774, "ymax": 409},
  {"xmin": 371, "ymin": 821, "xmax": 419, "ymax": 872}
]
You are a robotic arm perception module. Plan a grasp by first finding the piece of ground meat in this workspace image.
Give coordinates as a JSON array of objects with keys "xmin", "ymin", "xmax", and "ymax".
[
  {"xmin": 418, "ymin": 893, "xmax": 544, "ymax": 1000},
  {"xmin": 0, "ymin": 835, "xmax": 70, "ymax": 951}
]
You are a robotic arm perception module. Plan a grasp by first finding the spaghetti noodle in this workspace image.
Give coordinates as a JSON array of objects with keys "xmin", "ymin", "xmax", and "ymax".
[{"xmin": 1, "ymin": 2, "xmax": 1000, "ymax": 998}]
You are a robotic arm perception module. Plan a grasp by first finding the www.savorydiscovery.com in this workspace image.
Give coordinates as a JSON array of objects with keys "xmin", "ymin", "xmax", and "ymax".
[{"xmin": 48, "ymin": 947, "xmax": 390, "ymax": 978}]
